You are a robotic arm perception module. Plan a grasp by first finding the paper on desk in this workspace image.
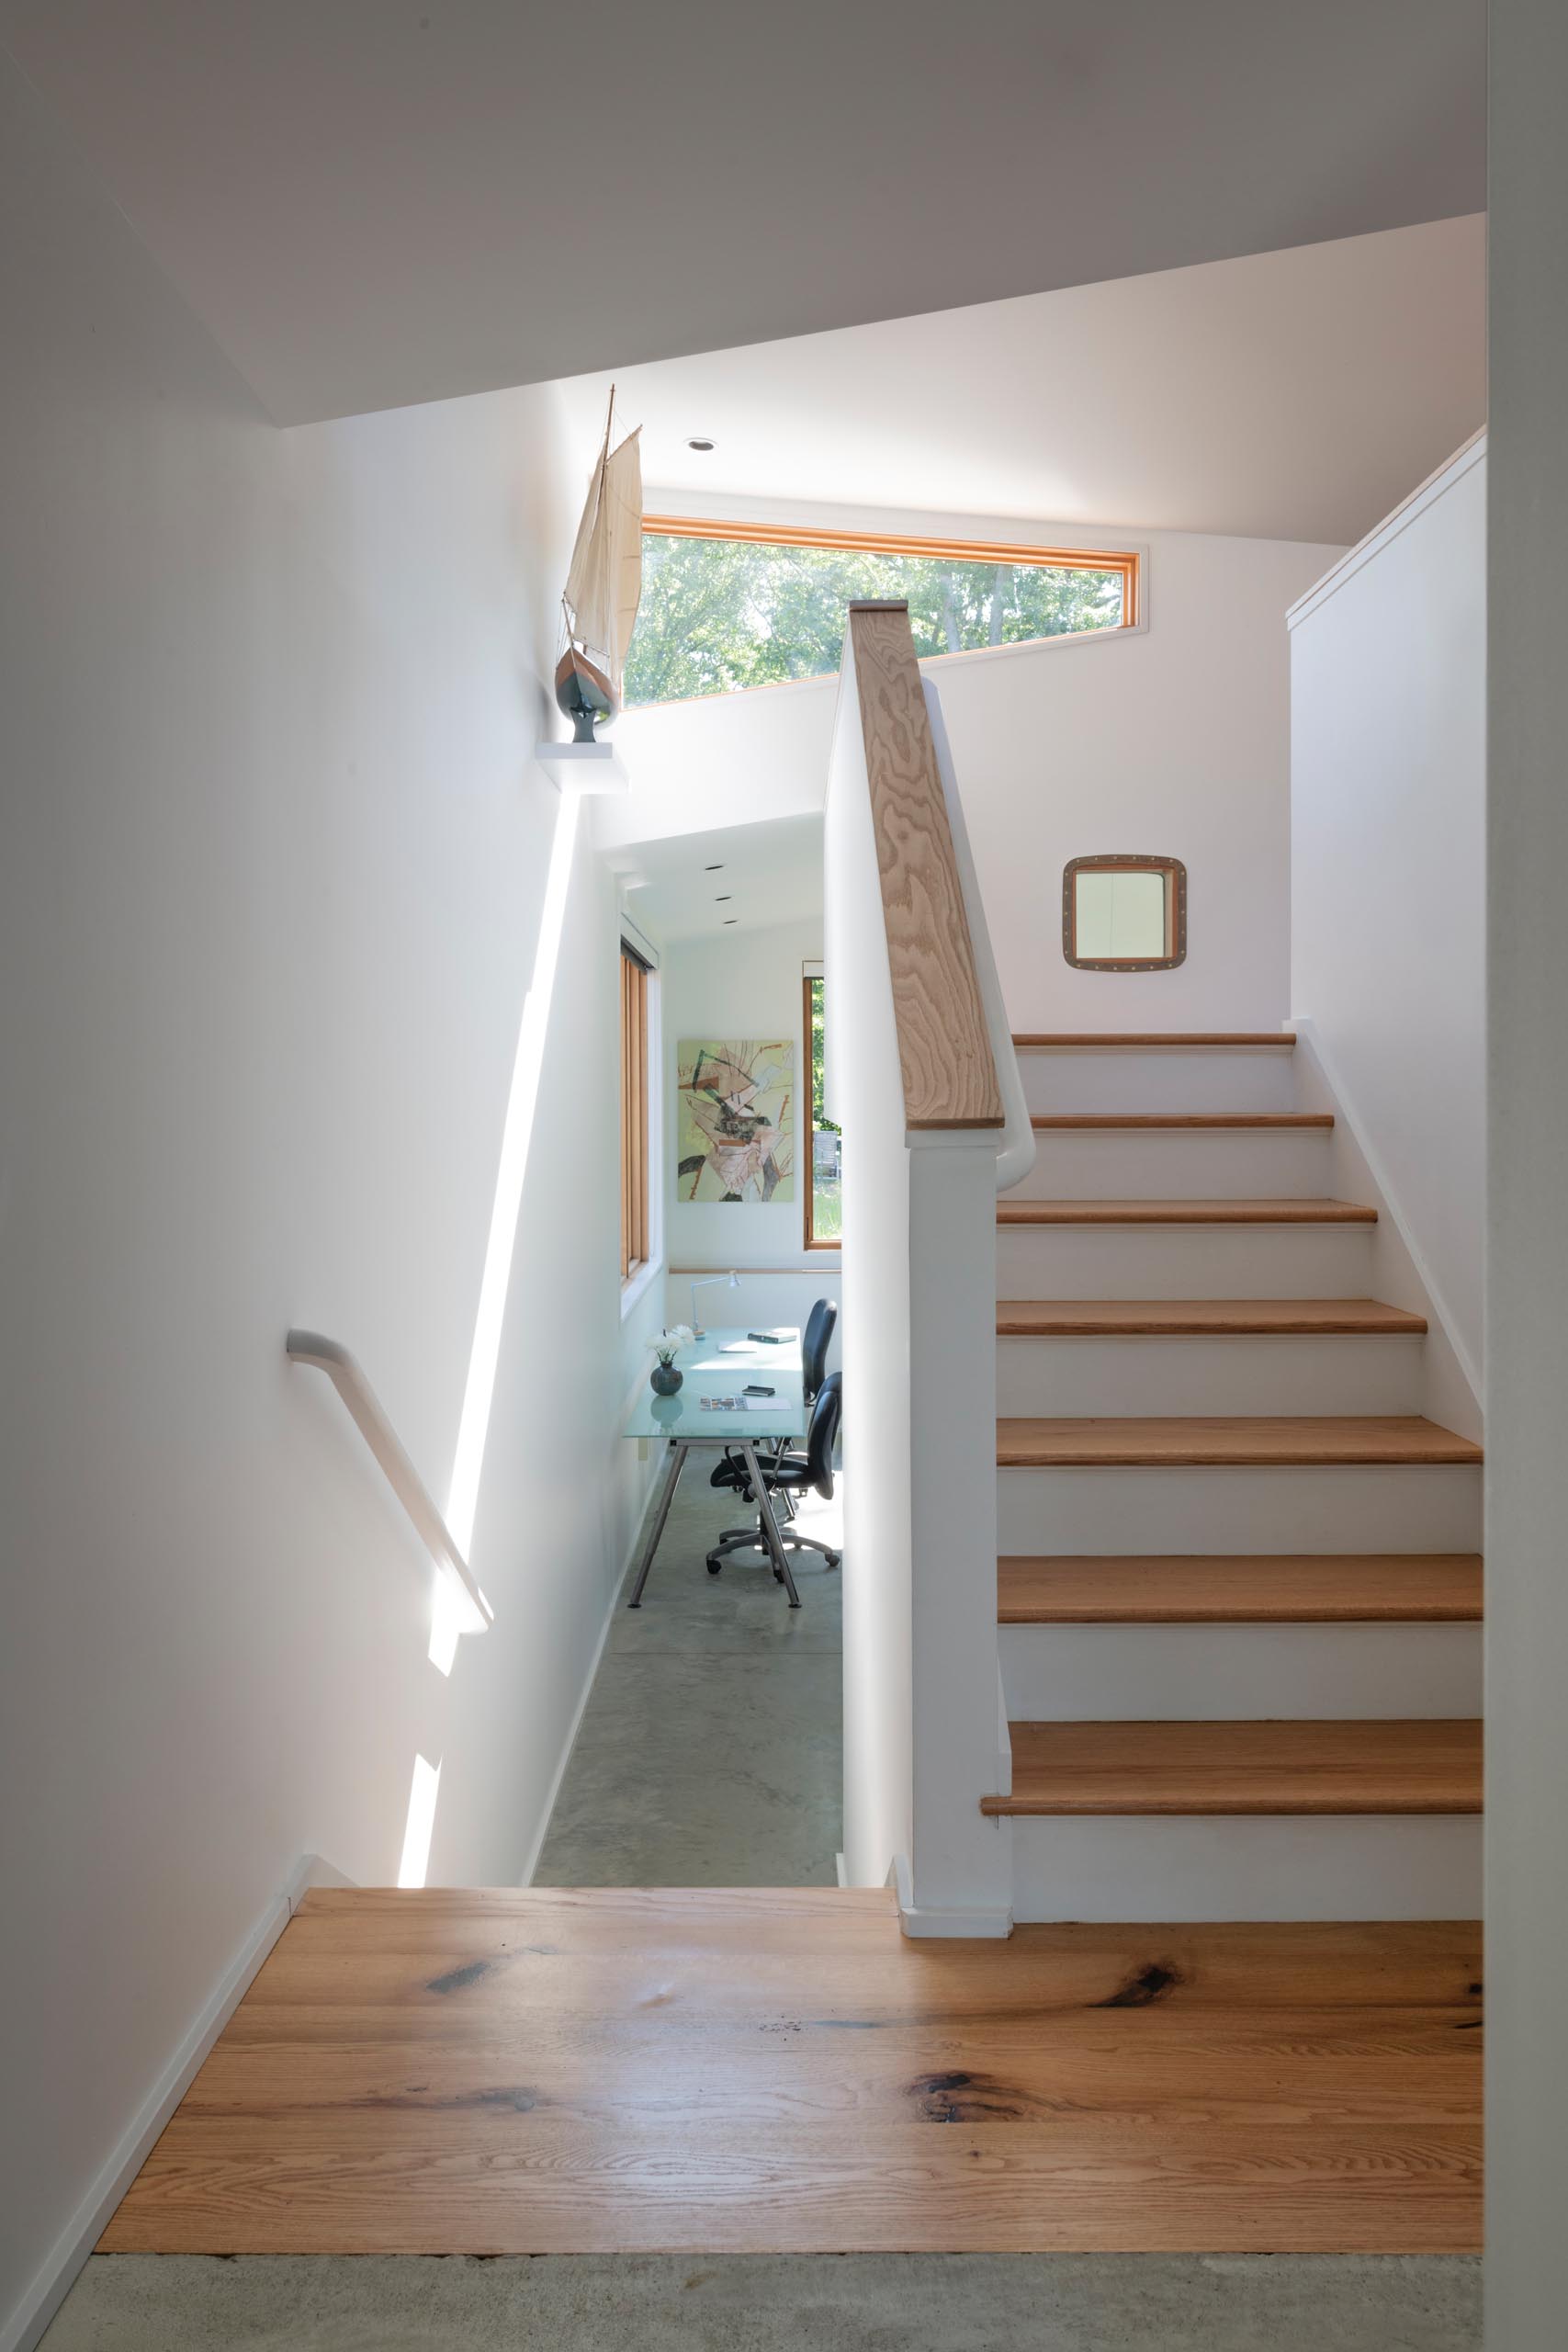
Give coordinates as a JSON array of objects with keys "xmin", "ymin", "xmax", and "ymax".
[{"xmin": 698, "ymin": 1395, "xmax": 777, "ymax": 1411}]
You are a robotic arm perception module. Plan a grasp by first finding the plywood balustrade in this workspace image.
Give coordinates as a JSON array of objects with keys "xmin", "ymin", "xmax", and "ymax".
[{"xmin": 847, "ymin": 603, "xmax": 1003, "ymax": 1132}]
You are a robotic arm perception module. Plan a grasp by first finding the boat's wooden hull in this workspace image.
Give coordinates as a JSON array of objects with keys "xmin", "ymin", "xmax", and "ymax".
[{"xmin": 555, "ymin": 645, "xmax": 616, "ymax": 741}]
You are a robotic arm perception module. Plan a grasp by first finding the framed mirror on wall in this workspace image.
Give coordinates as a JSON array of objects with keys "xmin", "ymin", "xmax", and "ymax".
[{"xmin": 1063, "ymin": 854, "xmax": 1187, "ymax": 970}]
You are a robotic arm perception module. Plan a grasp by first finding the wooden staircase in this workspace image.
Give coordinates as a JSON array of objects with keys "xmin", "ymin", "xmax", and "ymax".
[{"xmin": 987, "ymin": 1033, "xmax": 1483, "ymax": 1921}]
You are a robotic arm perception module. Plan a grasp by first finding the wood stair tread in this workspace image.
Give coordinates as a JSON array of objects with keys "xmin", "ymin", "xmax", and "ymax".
[
  {"xmin": 997, "ymin": 1415, "xmax": 1483, "ymax": 1466},
  {"xmin": 998, "ymin": 1197, "xmax": 1377, "ymax": 1226},
  {"xmin": 997, "ymin": 1297, "xmax": 1427, "ymax": 1336},
  {"xmin": 998, "ymin": 1554, "xmax": 1484, "ymax": 1624},
  {"xmin": 1032, "ymin": 1112, "xmax": 1332, "ymax": 1129},
  {"xmin": 983, "ymin": 1718, "xmax": 1483, "ymax": 1816},
  {"xmin": 1012, "ymin": 1033, "xmax": 1295, "ymax": 1049}
]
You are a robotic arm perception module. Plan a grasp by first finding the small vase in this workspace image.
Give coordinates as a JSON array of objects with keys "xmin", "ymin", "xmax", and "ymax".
[{"xmin": 650, "ymin": 1360, "xmax": 682, "ymax": 1396}]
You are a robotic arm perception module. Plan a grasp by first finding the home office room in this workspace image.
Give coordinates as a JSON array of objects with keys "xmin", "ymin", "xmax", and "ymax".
[{"xmin": 534, "ymin": 809, "xmax": 846, "ymax": 1891}]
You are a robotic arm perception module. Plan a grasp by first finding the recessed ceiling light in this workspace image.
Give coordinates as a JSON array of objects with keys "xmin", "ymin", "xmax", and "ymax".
[{"xmin": 687, "ymin": 436, "xmax": 716, "ymax": 453}]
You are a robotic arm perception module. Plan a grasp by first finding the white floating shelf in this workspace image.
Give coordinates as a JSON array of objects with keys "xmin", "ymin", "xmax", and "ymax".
[{"xmin": 534, "ymin": 740, "xmax": 628, "ymax": 794}]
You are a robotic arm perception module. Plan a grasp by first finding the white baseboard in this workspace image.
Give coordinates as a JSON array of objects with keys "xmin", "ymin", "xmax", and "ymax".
[
  {"xmin": 1290, "ymin": 1014, "xmax": 1483, "ymax": 1428},
  {"xmin": 520, "ymin": 1380, "xmax": 662, "ymax": 1888},
  {"xmin": 891, "ymin": 1851, "xmax": 1013, "ymax": 1939},
  {"xmin": 519, "ymin": 1583, "xmax": 618, "ymax": 1887},
  {"xmin": 2, "ymin": 1851, "xmax": 348, "ymax": 2352},
  {"xmin": 834, "ymin": 1850, "xmax": 849, "ymax": 1887}
]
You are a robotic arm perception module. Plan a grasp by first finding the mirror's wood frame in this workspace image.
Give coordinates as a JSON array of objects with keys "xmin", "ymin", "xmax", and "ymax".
[{"xmin": 1063, "ymin": 854, "xmax": 1187, "ymax": 970}]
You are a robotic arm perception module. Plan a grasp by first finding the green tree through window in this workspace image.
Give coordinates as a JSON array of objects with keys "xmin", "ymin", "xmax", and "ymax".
[
  {"xmin": 806, "ymin": 974, "xmax": 840, "ymax": 1248},
  {"xmin": 625, "ymin": 531, "xmax": 1130, "ymax": 707}
]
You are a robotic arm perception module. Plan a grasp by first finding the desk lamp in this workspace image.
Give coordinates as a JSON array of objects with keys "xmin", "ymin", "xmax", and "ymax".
[{"xmin": 690, "ymin": 1270, "xmax": 739, "ymax": 1337}]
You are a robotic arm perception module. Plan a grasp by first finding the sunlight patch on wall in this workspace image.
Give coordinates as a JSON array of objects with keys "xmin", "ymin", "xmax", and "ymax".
[
  {"xmin": 434, "ymin": 789, "xmax": 581, "ymax": 1671},
  {"xmin": 398, "ymin": 1753, "xmax": 443, "ymax": 1887}
]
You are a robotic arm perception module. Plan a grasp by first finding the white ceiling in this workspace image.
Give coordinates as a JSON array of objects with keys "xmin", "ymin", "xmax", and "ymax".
[
  {"xmin": 0, "ymin": 0, "xmax": 1483, "ymax": 425},
  {"xmin": 565, "ymin": 218, "xmax": 1485, "ymax": 547},
  {"xmin": 614, "ymin": 816, "xmax": 824, "ymax": 946}
]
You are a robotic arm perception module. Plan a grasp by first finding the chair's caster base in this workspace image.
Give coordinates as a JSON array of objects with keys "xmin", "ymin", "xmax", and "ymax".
[
  {"xmin": 705, "ymin": 1556, "xmax": 723, "ymax": 1575},
  {"xmin": 825, "ymin": 1551, "xmax": 842, "ymax": 1569}
]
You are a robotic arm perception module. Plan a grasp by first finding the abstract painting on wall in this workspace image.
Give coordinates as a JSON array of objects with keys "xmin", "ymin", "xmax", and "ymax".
[{"xmin": 677, "ymin": 1039, "xmax": 795, "ymax": 1203}]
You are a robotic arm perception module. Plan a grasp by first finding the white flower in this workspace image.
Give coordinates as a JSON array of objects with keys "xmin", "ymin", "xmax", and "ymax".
[{"xmin": 648, "ymin": 1323, "xmax": 694, "ymax": 1362}]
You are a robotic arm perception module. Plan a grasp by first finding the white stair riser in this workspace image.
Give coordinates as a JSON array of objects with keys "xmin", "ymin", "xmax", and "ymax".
[
  {"xmin": 1008, "ymin": 1815, "xmax": 1482, "ymax": 1922},
  {"xmin": 997, "ymin": 1221, "xmax": 1373, "ymax": 1298},
  {"xmin": 1016, "ymin": 1128, "xmax": 1331, "ymax": 1199},
  {"xmin": 998, "ymin": 1463, "xmax": 1483, "ymax": 1555},
  {"xmin": 1018, "ymin": 1048, "xmax": 1297, "ymax": 1117},
  {"xmin": 1000, "ymin": 1622, "xmax": 1482, "ymax": 1721},
  {"xmin": 996, "ymin": 1332, "xmax": 1423, "ymax": 1418}
]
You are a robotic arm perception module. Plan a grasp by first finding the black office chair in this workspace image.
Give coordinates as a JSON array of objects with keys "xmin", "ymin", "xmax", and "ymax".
[
  {"xmin": 710, "ymin": 1296, "xmax": 837, "ymax": 1526},
  {"xmin": 800, "ymin": 1297, "xmax": 837, "ymax": 1404},
  {"xmin": 706, "ymin": 1372, "xmax": 842, "ymax": 1581}
]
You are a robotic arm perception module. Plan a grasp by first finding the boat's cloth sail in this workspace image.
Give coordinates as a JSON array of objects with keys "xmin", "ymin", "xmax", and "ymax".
[{"xmin": 562, "ymin": 421, "xmax": 643, "ymax": 696}]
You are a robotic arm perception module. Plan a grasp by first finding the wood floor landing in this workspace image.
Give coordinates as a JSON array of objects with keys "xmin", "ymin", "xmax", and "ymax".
[{"xmin": 101, "ymin": 1888, "xmax": 1482, "ymax": 2256}]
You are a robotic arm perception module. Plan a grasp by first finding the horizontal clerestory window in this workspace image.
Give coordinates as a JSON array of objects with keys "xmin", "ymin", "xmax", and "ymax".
[{"xmin": 625, "ymin": 517, "xmax": 1140, "ymax": 707}]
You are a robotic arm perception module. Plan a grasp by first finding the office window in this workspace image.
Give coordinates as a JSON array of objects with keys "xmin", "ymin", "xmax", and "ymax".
[
  {"xmin": 804, "ymin": 973, "xmax": 841, "ymax": 1249},
  {"xmin": 620, "ymin": 944, "xmax": 650, "ymax": 1280},
  {"xmin": 625, "ymin": 517, "xmax": 1140, "ymax": 707}
]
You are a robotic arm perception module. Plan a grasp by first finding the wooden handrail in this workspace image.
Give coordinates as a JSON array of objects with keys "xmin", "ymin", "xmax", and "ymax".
[
  {"xmin": 287, "ymin": 1330, "xmax": 493, "ymax": 1634},
  {"xmin": 845, "ymin": 602, "xmax": 1004, "ymax": 1132}
]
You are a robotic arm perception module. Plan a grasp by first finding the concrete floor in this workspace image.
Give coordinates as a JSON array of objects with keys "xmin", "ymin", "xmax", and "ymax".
[
  {"xmin": 43, "ymin": 2252, "xmax": 1481, "ymax": 2348},
  {"xmin": 533, "ymin": 1462, "xmax": 843, "ymax": 1887}
]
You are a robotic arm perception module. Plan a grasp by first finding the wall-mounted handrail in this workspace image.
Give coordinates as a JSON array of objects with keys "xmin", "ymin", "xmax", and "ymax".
[
  {"xmin": 286, "ymin": 1329, "xmax": 493, "ymax": 1634},
  {"xmin": 844, "ymin": 601, "xmax": 1005, "ymax": 1133}
]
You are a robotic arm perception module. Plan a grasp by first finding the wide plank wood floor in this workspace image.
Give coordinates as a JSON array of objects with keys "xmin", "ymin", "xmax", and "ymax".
[{"xmin": 99, "ymin": 1888, "xmax": 1481, "ymax": 2256}]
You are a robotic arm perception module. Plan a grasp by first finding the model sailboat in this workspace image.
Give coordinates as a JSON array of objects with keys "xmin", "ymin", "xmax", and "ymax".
[{"xmin": 556, "ymin": 390, "xmax": 643, "ymax": 741}]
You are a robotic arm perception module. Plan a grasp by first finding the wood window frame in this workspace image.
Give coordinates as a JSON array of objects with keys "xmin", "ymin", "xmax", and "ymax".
[
  {"xmin": 803, "ymin": 970, "xmax": 840, "ymax": 1251},
  {"xmin": 1063, "ymin": 854, "xmax": 1188, "ymax": 971},
  {"xmin": 620, "ymin": 943, "xmax": 651, "ymax": 1281},
  {"xmin": 643, "ymin": 514, "xmax": 1141, "ymax": 632}
]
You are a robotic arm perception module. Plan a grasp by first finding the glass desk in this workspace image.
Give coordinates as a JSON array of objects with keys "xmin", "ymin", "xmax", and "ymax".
[{"xmin": 623, "ymin": 1327, "xmax": 807, "ymax": 1607}]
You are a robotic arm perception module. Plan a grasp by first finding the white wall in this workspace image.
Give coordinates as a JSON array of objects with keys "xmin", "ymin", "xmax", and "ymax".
[
  {"xmin": 0, "ymin": 53, "xmax": 655, "ymax": 2350},
  {"xmin": 604, "ymin": 493, "xmax": 1340, "ymax": 1031},
  {"xmin": 1289, "ymin": 442, "xmax": 1485, "ymax": 1397},
  {"xmin": 657, "ymin": 914, "xmax": 842, "ymax": 1344},
  {"xmin": 824, "ymin": 658, "xmax": 913, "ymax": 1894},
  {"xmin": 1487, "ymin": 7, "xmax": 1568, "ymax": 2344}
]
